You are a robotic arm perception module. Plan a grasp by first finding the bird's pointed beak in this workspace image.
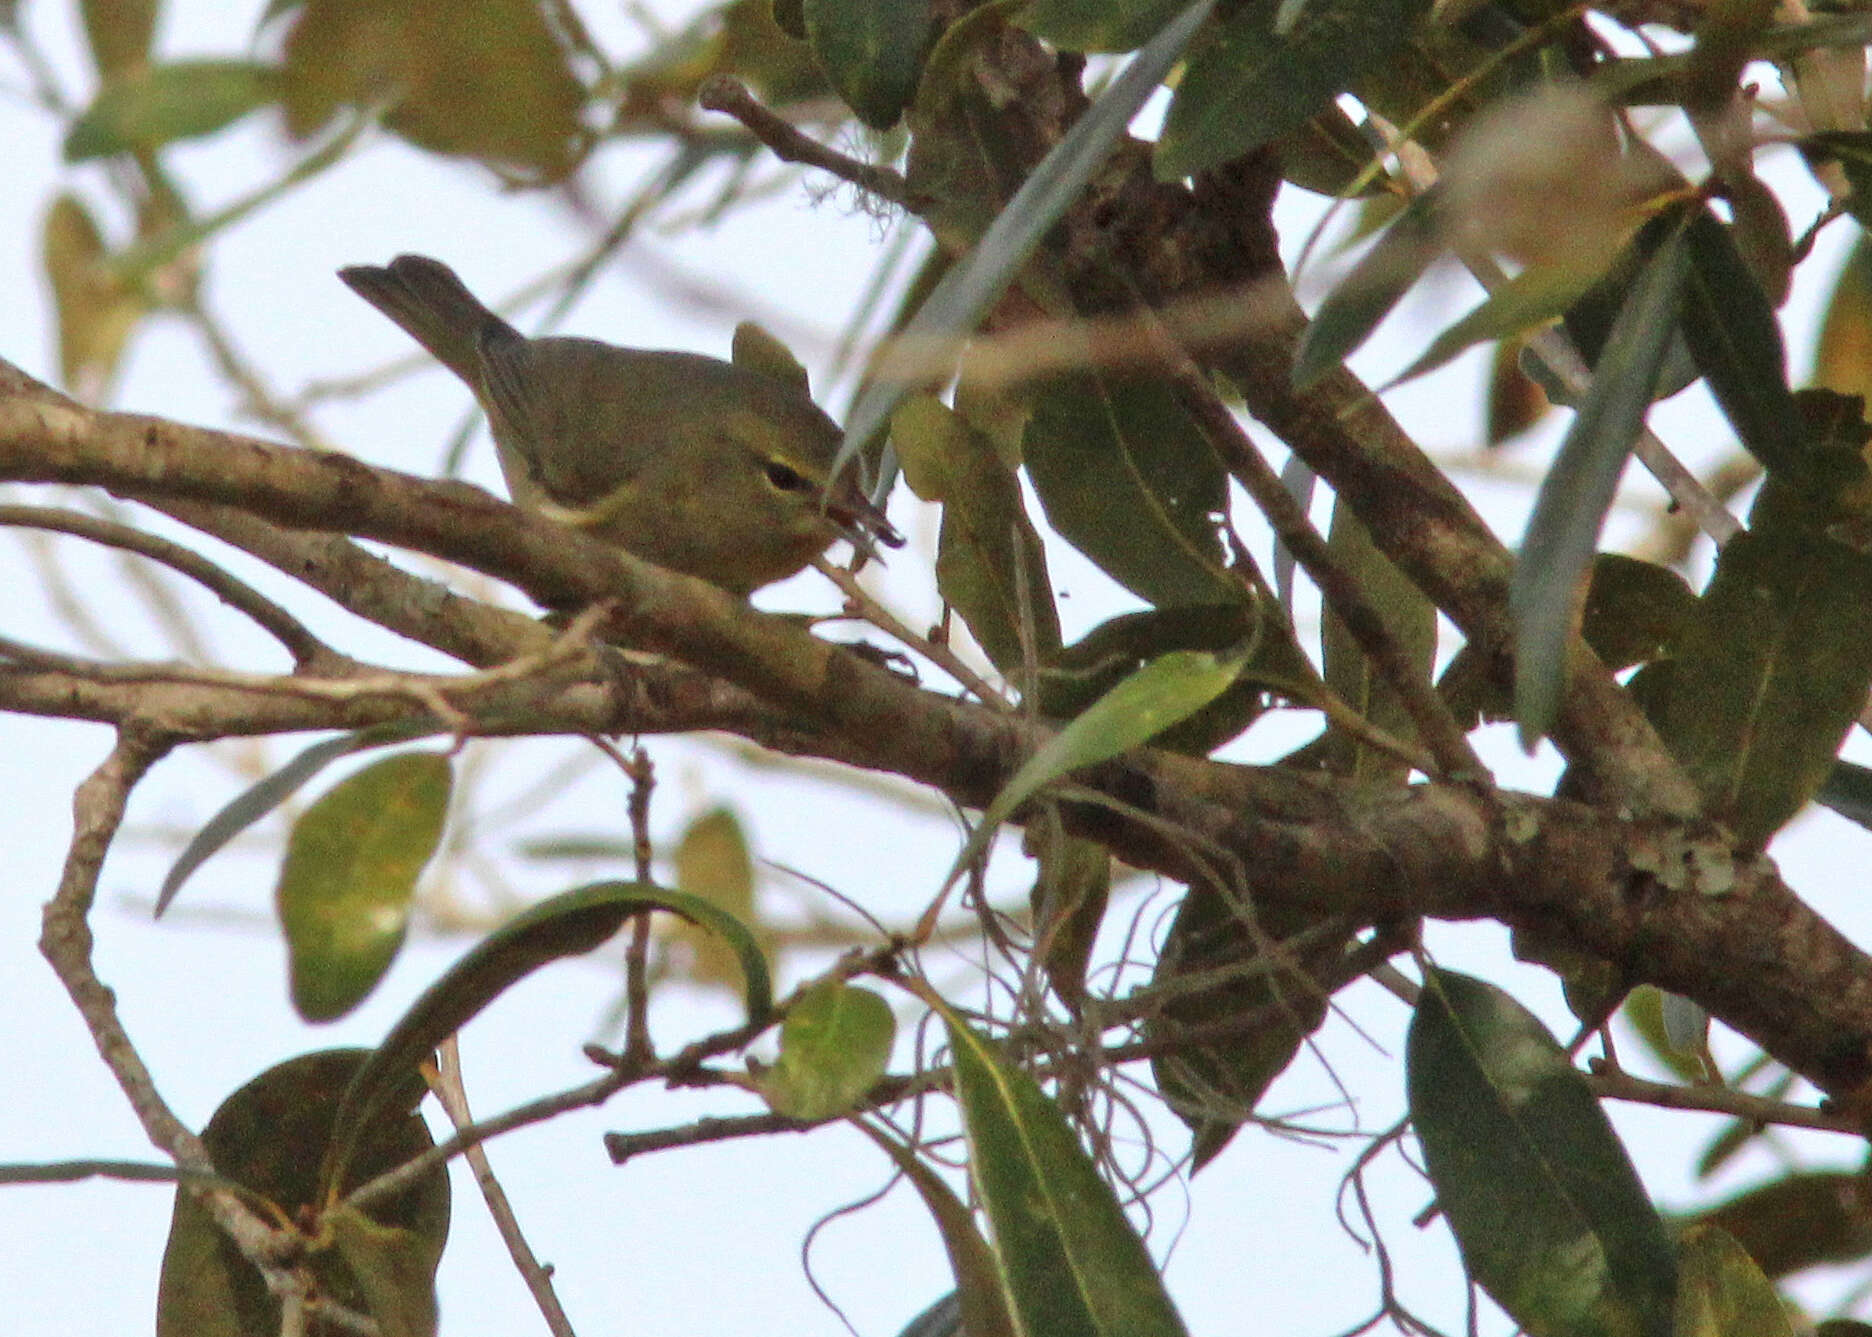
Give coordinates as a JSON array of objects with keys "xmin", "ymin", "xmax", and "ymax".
[{"xmin": 826, "ymin": 486, "xmax": 905, "ymax": 557}]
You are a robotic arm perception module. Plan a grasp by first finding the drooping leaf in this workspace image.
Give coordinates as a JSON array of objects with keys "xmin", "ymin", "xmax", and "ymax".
[
  {"xmin": 948, "ymin": 644, "xmax": 1252, "ymax": 886},
  {"xmin": 276, "ymin": 752, "xmax": 452, "ymax": 1023},
  {"xmin": 1620, "ymin": 985, "xmax": 1708, "ymax": 1086},
  {"xmin": 158, "ymin": 722, "xmax": 439, "ymax": 917},
  {"xmin": 327, "ymin": 1204, "xmax": 444, "ymax": 1337},
  {"xmin": 1812, "ymin": 233, "xmax": 1872, "ymax": 403},
  {"xmin": 892, "ymin": 394, "xmax": 1060, "ymax": 671},
  {"xmin": 1318, "ymin": 497, "xmax": 1436, "ymax": 782},
  {"xmin": 1487, "ymin": 337, "xmax": 1552, "ymax": 446},
  {"xmin": 1022, "ymin": 372, "xmax": 1234, "ymax": 607},
  {"xmin": 1695, "ymin": 1171, "xmax": 1872, "ymax": 1280},
  {"xmin": 1817, "ymin": 759, "xmax": 1872, "ymax": 832},
  {"xmin": 1149, "ymin": 884, "xmax": 1354, "ymax": 1168},
  {"xmin": 672, "ymin": 806, "xmax": 773, "ymax": 995},
  {"xmin": 1656, "ymin": 526, "xmax": 1872, "ymax": 849},
  {"xmin": 81, "ymin": 0, "xmax": 157, "ymax": 79},
  {"xmin": 761, "ymin": 981, "xmax": 895, "ymax": 1120},
  {"xmin": 856, "ymin": 1123, "xmax": 1019, "ymax": 1337},
  {"xmin": 930, "ymin": 994, "xmax": 1189, "ymax": 1337},
  {"xmin": 64, "ymin": 60, "xmax": 277, "ymax": 160},
  {"xmin": 157, "ymin": 1051, "xmax": 448, "ymax": 1337},
  {"xmin": 1292, "ymin": 189, "xmax": 1443, "ymax": 389},
  {"xmin": 803, "ymin": 0, "xmax": 929, "ymax": 128},
  {"xmin": 279, "ymin": 0, "xmax": 586, "ymax": 177},
  {"xmin": 1672, "ymin": 1224, "xmax": 1795, "ymax": 1337},
  {"xmin": 1155, "ymin": 0, "xmax": 1432, "ymax": 181},
  {"xmin": 1407, "ymin": 969, "xmax": 1678, "ymax": 1337},
  {"xmin": 1025, "ymin": 813, "xmax": 1111, "ymax": 1009},
  {"xmin": 1512, "ymin": 213, "xmax": 1692, "ymax": 746},
  {"xmin": 323, "ymin": 881, "xmax": 771, "ymax": 1190},
  {"xmin": 836, "ymin": 0, "xmax": 1218, "ymax": 474},
  {"xmin": 1680, "ymin": 206, "xmax": 1804, "ymax": 481},
  {"xmin": 41, "ymin": 192, "xmax": 145, "ymax": 401}
]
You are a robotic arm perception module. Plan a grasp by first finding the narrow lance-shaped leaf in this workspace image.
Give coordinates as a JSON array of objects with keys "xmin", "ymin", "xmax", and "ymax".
[
  {"xmin": 1513, "ymin": 213, "xmax": 1692, "ymax": 747},
  {"xmin": 927, "ymin": 991, "xmax": 1189, "ymax": 1337},
  {"xmin": 64, "ymin": 60, "xmax": 278, "ymax": 160},
  {"xmin": 945, "ymin": 643, "xmax": 1253, "ymax": 887},
  {"xmin": 1407, "ymin": 969, "xmax": 1678, "ymax": 1337},
  {"xmin": 854, "ymin": 1120, "xmax": 1020, "ymax": 1337},
  {"xmin": 323, "ymin": 881, "xmax": 772, "ymax": 1191},
  {"xmin": 276, "ymin": 752, "xmax": 453, "ymax": 1023},
  {"xmin": 1385, "ymin": 254, "xmax": 1612, "ymax": 390},
  {"xmin": 835, "ymin": 0, "xmax": 1218, "ymax": 477},
  {"xmin": 1293, "ymin": 189, "xmax": 1443, "ymax": 389},
  {"xmin": 1680, "ymin": 206, "xmax": 1804, "ymax": 480}
]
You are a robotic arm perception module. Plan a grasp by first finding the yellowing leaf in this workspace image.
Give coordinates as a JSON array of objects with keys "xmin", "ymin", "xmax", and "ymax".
[{"xmin": 761, "ymin": 982, "xmax": 895, "ymax": 1120}]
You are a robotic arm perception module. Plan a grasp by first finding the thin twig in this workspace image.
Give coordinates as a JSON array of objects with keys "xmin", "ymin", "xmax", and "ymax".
[
  {"xmin": 697, "ymin": 77, "xmax": 925, "ymax": 211},
  {"xmin": 0, "ymin": 503, "xmax": 330, "ymax": 666},
  {"xmin": 1586, "ymin": 1065, "xmax": 1861, "ymax": 1134},
  {"xmin": 810, "ymin": 556, "xmax": 1010, "ymax": 709},
  {"xmin": 431, "ymin": 1038, "xmax": 577, "ymax": 1337},
  {"xmin": 623, "ymin": 745, "xmax": 657, "ymax": 1063}
]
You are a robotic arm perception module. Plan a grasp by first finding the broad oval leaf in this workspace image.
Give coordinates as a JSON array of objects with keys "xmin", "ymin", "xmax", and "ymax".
[
  {"xmin": 673, "ymin": 806, "xmax": 773, "ymax": 994},
  {"xmin": 1656, "ymin": 526, "xmax": 1872, "ymax": 849},
  {"xmin": 930, "ymin": 993, "xmax": 1189, "ymax": 1337},
  {"xmin": 277, "ymin": 752, "xmax": 453, "ymax": 1023},
  {"xmin": 761, "ymin": 981, "xmax": 896, "ymax": 1120},
  {"xmin": 1155, "ymin": 0, "xmax": 1431, "ymax": 181},
  {"xmin": 1672, "ymin": 1224, "xmax": 1795, "ymax": 1337},
  {"xmin": 158, "ymin": 1051, "xmax": 447, "ymax": 1337},
  {"xmin": 948, "ymin": 643, "xmax": 1252, "ymax": 886},
  {"xmin": 803, "ymin": 0, "xmax": 930, "ymax": 128},
  {"xmin": 1022, "ymin": 373, "xmax": 1235, "ymax": 607},
  {"xmin": 65, "ymin": 60, "xmax": 277, "ymax": 160},
  {"xmin": 42, "ymin": 192, "xmax": 145, "ymax": 401},
  {"xmin": 327, "ymin": 1203, "xmax": 444, "ymax": 1337},
  {"xmin": 1512, "ymin": 213, "xmax": 1692, "ymax": 746},
  {"xmin": 1407, "ymin": 969, "xmax": 1677, "ymax": 1337},
  {"xmin": 323, "ymin": 880, "xmax": 772, "ymax": 1190},
  {"xmin": 835, "ymin": 0, "xmax": 1217, "ymax": 476}
]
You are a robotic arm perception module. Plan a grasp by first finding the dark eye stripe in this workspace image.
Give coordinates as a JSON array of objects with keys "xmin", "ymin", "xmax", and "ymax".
[{"xmin": 763, "ymin": 460, "xmax": 810, "ymax": 491}]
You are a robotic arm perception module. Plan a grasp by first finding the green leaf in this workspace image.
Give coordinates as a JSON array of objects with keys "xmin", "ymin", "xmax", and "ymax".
[
  {"xmin": 892, "ymin": 394, "xmax": 1060, "ymax": 671},
  {"xmin": 323, "ymin": 881, "xmax": 772, "ymax": 1190},
  {"xmin": 1512, "ymin": 214, "xmax": 1691, "ymax": 747},
  {"xmin": 804, "ymin": 0, "xmax": 929, "ymax": 128},
  {"xmin": 158, "ymin": 1051, "xmax": 447, "ymax": 1337},
  {"xmin": 855, "ymin": 1123, "xmax": 1019, "ymax": 1337},
  {"xmin": 65, "ymin": 60, "xmax": 277, "ymax": 160},
  {"xmin": 1148, "ymin": 884, "xmax": 1352, "ymax": 1168},
  {"xmin": 1155, "ymin": 0, "xmax": 1431, "ymax": 181},
  {"xmin": 1817, "ymin": 759, "xmax": 1872, "ymax": 832},
  {"xmin": 1656, "ymin": 526, "xmax": 1872, "ymax": 849},
  {"xmin": 1292, "ymin": 189, "xmax": 1442, "ymax": 389},
  {"xmin": 277, "ymin": 752, "xmax": 452, "ymax": 1023},
  {"xmin": 1014, "ymin": 0, "xmax": 1190, "ymax": 51},
  {"xmin": 1620, "ymin": 986, "xmax": 1708, "ymax": 1085},
  {"xmin": 1027, "ymin": 816, "xmax": 1111, "ymax": 1009},
  {"xmin": 835, "ymin": 0, "xmax": 1217, "ymax": 475},
  {"xmin": 41, "ymin": 192, "xmax": 145, "ymax": 401},
  {"xmin": 1407, "ymin": 969, "xmax": 1677, "ymax": 1337},
  {"xmin": 81, "ymin": 0, "xmax": 157, "ymax": 79},
  {"xmin": 327, "ymin": 1204, "xmax": 443, "ymax": 1337},
  {"xmin": 948, "ymin": 644, "xmax": 1252, "ymax": 886},
  {"xmin": 761, "ymin": 982, "xmax": 895, "ymax": 1120},
  {"xmin": 1680, "ymin": 206, "xmax": 1804, "ymax": 480},
  {"xmin": 1022, "ymin": 373, "xmax": 1234, "ymax": 607},
  {"xmin": 1672, "ymin": 1224, "xmax": 1795, "ymax": 1337},
  {"xmin": 931, "ymin": 995, "xmax": 1189, "ymax": 1337},
  {"xmin": 1319, "ymin": 497, "xmax": 1436, "ymax": 782},
  {"xmin": 673, "ymin": 806, "xmax": 775, "ymax": 995},
  {"xmin": 1698, "ymin": 1171, "xmax": 1872, "ymax": 1280},
  {"xmin": 1388, "ymin": 256, "xmax": 1611, "ymax": 389},
  {"xmin": 159, "ymin": 723, "xmax": 438, "ymax": 917}
]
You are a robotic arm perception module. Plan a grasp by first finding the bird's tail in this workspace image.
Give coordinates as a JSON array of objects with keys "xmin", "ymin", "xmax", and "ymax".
[{"xmin": 337, "ymin": 254, "xmax": 518, "ymax": 387}]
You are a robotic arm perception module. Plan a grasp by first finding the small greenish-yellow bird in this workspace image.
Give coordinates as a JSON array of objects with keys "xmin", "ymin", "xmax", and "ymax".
[{"xmin": 339, "ymin": 254, "xmax": 901, "ymax": 595}]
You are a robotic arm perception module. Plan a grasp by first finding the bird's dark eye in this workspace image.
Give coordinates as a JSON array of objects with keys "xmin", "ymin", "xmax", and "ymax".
[{"xmin": 763, "ymin": 460, "xmax": 809, "ymax": 492}]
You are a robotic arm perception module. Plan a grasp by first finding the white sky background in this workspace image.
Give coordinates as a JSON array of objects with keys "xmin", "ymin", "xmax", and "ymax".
[{"xmin": 3, "ymin": 3, "xmax": 1872, "ymax": 1335}]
